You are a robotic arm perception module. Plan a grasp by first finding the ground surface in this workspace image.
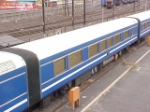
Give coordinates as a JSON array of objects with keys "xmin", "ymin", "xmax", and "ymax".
[{"xmin": 54, "ymin": 44, "xmax": 150, "ymax": 112}]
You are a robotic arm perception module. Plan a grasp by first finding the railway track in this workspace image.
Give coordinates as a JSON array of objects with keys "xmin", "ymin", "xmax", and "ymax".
[
  {"xmin": 12, "ymin": 5, "xmax": 148, "ymax": 37},
  {"xmin": 0, "ymin": 1, "xmax": 149, "ymax": 44}
]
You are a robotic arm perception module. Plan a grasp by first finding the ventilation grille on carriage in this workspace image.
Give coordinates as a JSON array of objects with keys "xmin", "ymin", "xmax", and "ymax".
[{"xmin": 0, "ymin": 61, "xmax": 16, "ymax": 74}]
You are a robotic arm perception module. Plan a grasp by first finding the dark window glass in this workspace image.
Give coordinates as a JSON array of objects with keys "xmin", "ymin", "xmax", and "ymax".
[
  {"xmin": 69, "ymin": 50, "xmax": 82, "ymax": 68},
  {"xmin": 89, "ymin": 43, "xmax": 98, "ymax": 58},
  {"xmin": 54, "ymin": 57, "xmax": 66, "ymax": 76}
]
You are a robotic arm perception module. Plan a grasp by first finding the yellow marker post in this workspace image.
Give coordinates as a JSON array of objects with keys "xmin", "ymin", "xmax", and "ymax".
[
  {"xmin": 68, "ymin": 87, "xmax": 80, "ymax": 110},
  {"xmin": 147, "ymin": 36, "xmax": 150, "ymax": 46}
]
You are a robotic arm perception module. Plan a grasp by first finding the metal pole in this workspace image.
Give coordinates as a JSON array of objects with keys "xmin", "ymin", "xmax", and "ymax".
[
  {"xmin": 72, "ymin": 0, "xmax": 74, "ymax": 29},
  {"xmin": 64, "ymin": 0, "xmax": 66, "ymax": 16},
  {"xmin": 113, "ymin": 0, "xmax": 115, "ymax": 18},
  {"xmin": 145, "ymin": 0, "xmax": 148, "ymax": 10},
  {"xmin": 42, "ymin": 0, "xmax": 46, "ymax": 37},
  {"xmin": 102, "ymin": 5, "xmax": 104, "ymax": 22},
  {"xmin": 133, "ymin": 0, "xmax": 135, "ymax": 13},
  {"xmin": 46, "ymin": 2, "xmax": 47, "ymax": 16},
  {"xmin": 84, "ymin": 0, "xmax": 86, "ymax": 25},
  {"xmin": 66, "ymin": 0, "xmax": 69, "ymax": 15}
]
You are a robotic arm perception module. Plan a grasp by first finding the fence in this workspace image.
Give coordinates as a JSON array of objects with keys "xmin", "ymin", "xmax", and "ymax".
[{"xmin": 0, "ymin": 0, "xmax": 99, "ymax": 22}]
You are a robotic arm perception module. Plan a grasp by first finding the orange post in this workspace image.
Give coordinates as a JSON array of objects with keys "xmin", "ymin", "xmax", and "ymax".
[
  {"xmin": 147, "ymin": 36, "xmax": 150, "ymax": 46},
  {"xmin": 68, "ymin": 87, "xmax": 80, "ymax": 110}
]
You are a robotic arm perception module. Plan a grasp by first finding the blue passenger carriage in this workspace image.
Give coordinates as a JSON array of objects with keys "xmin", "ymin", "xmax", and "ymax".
[
  {"xmin": 0, "ymin": 10, "xmax": 150, "ymax": 112},
  {"xmin": 129, "ymin": 11, "xmax": 150, "ymax": 38}
]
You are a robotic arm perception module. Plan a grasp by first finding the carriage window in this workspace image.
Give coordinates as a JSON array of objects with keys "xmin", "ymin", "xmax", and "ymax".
[
  {"xmin": 54, "ymin": 57, "xmax": 66, "ymax": 76},
  {"xmin": 114, "ymin": 34, "xmax": 120, "ymax": 44},
  {"xmin": 124, "ymin": 30, "xmax": 129, "ymax": 39},
  {"xmin": 69, "ymin": 50, "xmax": 82, "ymax": 68},
  {"xmin": 143, "ymin": 22, "xmax": 149, "ymax": 30},
  {"xmin": 145, "ymin": 22, "xmax": 149, "ymax": 29},
  {"xmin": 108, "ymin": 37, "xmax": 112, "ymax": 48},
  {"xmin": 100, "ymin": 40, "xmax": 106, "ymax": 52},
  {"xmin": 88, "ymin": 43, "xmax": 98, "ymax": 58},
  {"xmin": 142, "ymin": 24, "xmax": 144, "ymax": 30}
]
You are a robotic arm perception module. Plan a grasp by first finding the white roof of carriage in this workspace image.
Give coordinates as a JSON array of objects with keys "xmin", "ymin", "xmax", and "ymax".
[
  {"xmin": 13, "ymin": 17, "xmax": 137, "ymax": 60},
  {"xmin": 128, "ymin": 10, "xmax": 150, "ymax": 21}
]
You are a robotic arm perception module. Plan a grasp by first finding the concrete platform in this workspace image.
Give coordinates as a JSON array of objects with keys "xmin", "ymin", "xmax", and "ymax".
[{"xmin": 57, "ymin": 45, "xmax": 150, "ymax": 112}]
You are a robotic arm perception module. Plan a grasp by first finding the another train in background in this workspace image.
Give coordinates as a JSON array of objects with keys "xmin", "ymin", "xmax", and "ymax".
[
  {"xmin": 122, "ymin": 0, "xmax": 139, "ymax": 4},
  {"xmin": 101, "ymin": 0, "xmax": 139, "ymax": 9},
  {"xmin": 0, "ymin": 10, "xmax": 150, "ymax": 112}
]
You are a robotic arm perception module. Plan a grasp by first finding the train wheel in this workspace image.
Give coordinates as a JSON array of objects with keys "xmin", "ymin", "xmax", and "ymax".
[{"xmin": 60, "ymin": 84, "xmax": 70, "ymax": 96}]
